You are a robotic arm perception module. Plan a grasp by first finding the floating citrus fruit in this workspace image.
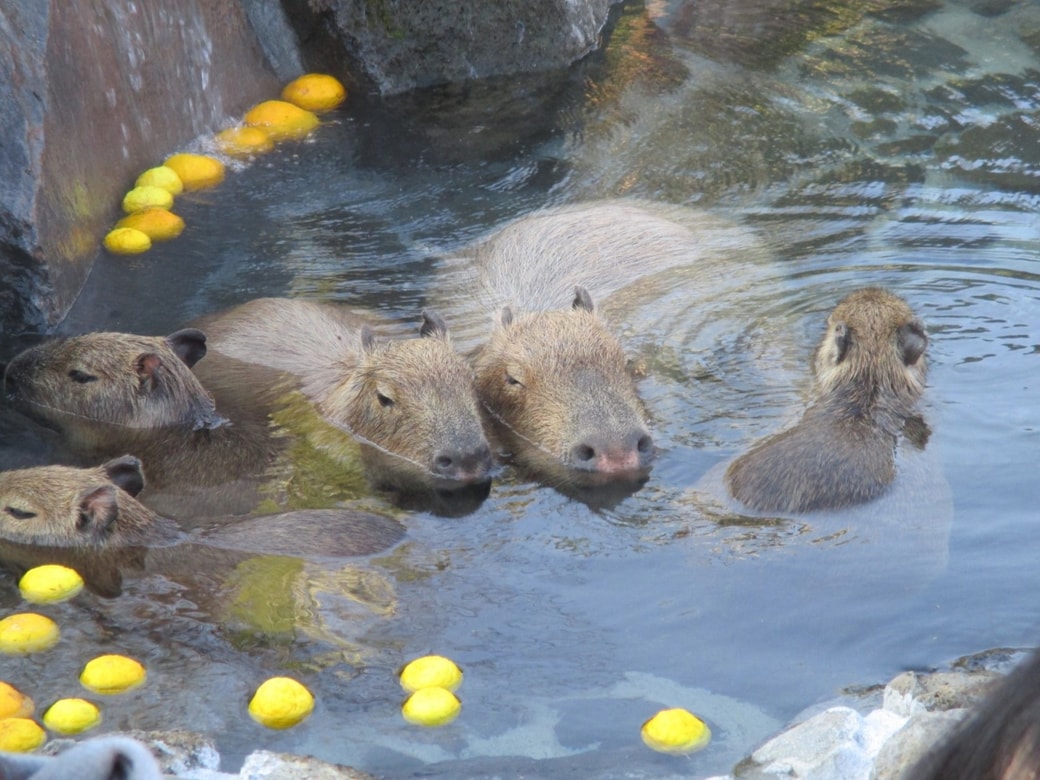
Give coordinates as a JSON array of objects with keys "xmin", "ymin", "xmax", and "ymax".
[
  {"xmin": 115, "ymin": 208, "xmax": 184, "ymax": 241},
  {"xmin": 134, "ymin": 165, "xmax": 183, "ymax": 195},
  {"xmin": 399, "ymin": 655, "xmax": 463, "ymax": 693},
  {"xmin": 244, "ymin": 100, "xmax": 319, "ymax": 141},
  {"xmin": 163, "ymin": 153, "xmax": 225, "ymax": 191},
  {"xmin": 281, "ymin": 73, "xmax": 346, "ymax": 111},
  {"xmin": 42, "ymin": 698, "xmax": 101, "ymax": 735},
  {"xmin": 248, "ymin": 676, "xmax": 314, "ymax": 730},
  {"xmin": 79, "ymin": 654, "xmax": 146, "ymax": 694},
  {"xmin": 18, "ymin": 564, "xmax": 85, "ymax": 604},
  {"xmin": 103, "ymin": 227, "xmax": 152, "ymax": 255},
  {"xmin": 215, "ymin": 126, "xmax": 273, "ymax": 157},
  {"xmin": 0, "ymin": 718, "xmax": 45, "ymax": 752},
  {"xmin": 122, "ymin": 185, "xmax": 173, "ymax": 214},
  {"xmin": 640, "ymin": 707, "xmax": 712, "ymax": 755},
  {"xmin": 0, "ymin": 681, "xmax": 34, "ymax": 719},
  {"xmin": 401, "ymin": 686, "xmax": 461, "ymax": 727},
  {"xmin": 0, "ymin": 613, "xmax": 59, "ymax": 654}
]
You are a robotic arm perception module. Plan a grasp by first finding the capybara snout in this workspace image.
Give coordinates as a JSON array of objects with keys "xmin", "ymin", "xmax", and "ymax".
[{"xmin": 568, "ymin": 426, "xmax": 654, "ymax": 474}]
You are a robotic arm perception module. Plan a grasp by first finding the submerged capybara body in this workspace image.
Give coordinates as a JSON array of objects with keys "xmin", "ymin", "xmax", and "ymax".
[
  {"xmin": 724, "ymin": 287, "xmax": 930, "ymax": 514},
  {"xmin": 433, "ymin": 199, "xmax": 767, "ymax": 481},
  {"xmin": 0, "ymin": 456, "xmax": 406, "ymax": 596},
  {"xmin": 196, "ymin": 297, "xmax": 493, "ymax": 485}
]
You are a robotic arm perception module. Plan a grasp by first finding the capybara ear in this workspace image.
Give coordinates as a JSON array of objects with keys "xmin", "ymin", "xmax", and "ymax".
[
  {"xmin": 898, "ymin": 320, "xmax": 928, "ymax": 366},
  {"xmin": 166, "ymin": 328, "xmax": 208, "ymax": 368},
  {"xmin": 134, "ymin": 353, "xmax": 164, "ymax": 390},
  {"xmin": 499, "ymin": 305, "xmax": 515, "ymax": 328},
  {"xmin": 102, "ymin": 455, "xmax": 146, "ymax": 497},
  {"xmin": 831, "ymin": 322, "xmax": 852, "ymax": 364},
  {"xmin": 419, "ymin": 310, "xmax": 449, "ymax": 339},
  {"xmin": 360, "ymin": 325, "xmax": 377, "ymax": 352},
  {"xmin": 573, "ymin": 286, "xmax": 595, "ymax": 313},
  {"xmin": 76, "ymin": 484, "xmax": 119, "ymax": 532}
]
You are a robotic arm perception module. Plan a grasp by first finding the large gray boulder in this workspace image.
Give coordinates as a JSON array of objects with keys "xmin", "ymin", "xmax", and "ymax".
[{"xmin": 262, "ymin": 0, "xmax": 617, "ymax": 94}]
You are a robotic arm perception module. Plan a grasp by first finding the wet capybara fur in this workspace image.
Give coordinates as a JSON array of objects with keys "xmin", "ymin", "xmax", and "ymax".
[
  {"xmin": 725, "ymin": 288, "xmax": 929, "ymax": 514},
  {"xmin": 2, "ymin": 329, "xmax": 223, "ymax": 432},
  {"xmin": 196, "ymin": 298, "xmax": 493, "ymax": 485},
  {"xmin": 473, "ymin": 287, "xmax": 654, "ymax": 476},
  {"xmin": 0, "ymin": 456, "xmax": 407, "ymax": 597},
  {"xmin": 432, "ymin": 200, "xmax": 761, "ymax": 479}
]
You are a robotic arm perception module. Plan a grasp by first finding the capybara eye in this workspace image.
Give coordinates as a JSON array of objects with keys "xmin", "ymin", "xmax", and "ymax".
[
  {"xmin": 4, "ymin": 506, "xmax": 36, "ymax": 521},
  {"xmin": 377, "ymin": 392, "xmax": 395, "ymax": 408},
  {"xmin": 833, "ymin": 324, "xmax": 852, "ymax": 364},
  {"xmin": 505, "ymin": 374, "xmax": 523, "ymax": 387},
  {"xmin": 68, "ymin": 369, "xmax": 98, "ymax": 384}
]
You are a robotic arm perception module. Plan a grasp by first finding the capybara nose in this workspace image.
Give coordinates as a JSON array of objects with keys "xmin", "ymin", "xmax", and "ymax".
[
  {"xmin": 432, "ymin": 443, "xmax": 494, "ymax": 482},
  {"xmin": 570, "ymin": 430, "xmax": 655, "ymax": 473}
]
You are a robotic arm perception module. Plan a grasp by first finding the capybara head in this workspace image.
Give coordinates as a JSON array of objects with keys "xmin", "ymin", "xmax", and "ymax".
[
  {"xmin": 2, "ymin": 329, "xmax": 226, "ymax": 432},
  {"xmin": 812, "ymin": 287, "xmax": 928, "ymax": 407},
  {"xmin": 0, "ymin": 455, "xmax": 177, "ymax": 547},
  {"xmin": 320, "ymin": 311, "xmax": 493, "ymax": 484},
  {"xmin": 472, "ymin": 287, "xmax": 655, "ymax": 476}
]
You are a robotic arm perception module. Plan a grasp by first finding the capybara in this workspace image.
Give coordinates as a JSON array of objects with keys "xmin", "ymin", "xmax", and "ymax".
[
  {"xmin": 195, "ymin": 298, "xmax": 493, "ymax": 485},
  {"xmin": 909, "ymin": 649, "xmax": 1040, "ymax": 780},
  {"xmin": 0, "ymin": 456, "xmax": 407, "ymax": 596},
  {"xmin": 724, "ymin": 287, "xmax": 930, "ymax": 514},
  {"xmin": 432, "ymin": 199, "xmax": 765, "ymax": 481},
  {"xmin": 2, "ymin": 329, "xmax": 224, "ymax": 432},
  {"xmin": 2, "ymin": 329, "xmax": 275, "ymax": 518},
  {"xmin": 0, "ymin": 455, "xmax": 177, "ymax": 548},
  {"xmin": 472, "ymin": 287, "xmax": 653, "ymax": 476}
]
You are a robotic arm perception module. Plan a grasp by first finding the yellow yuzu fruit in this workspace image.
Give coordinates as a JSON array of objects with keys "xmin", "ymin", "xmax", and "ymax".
[
  {"xmin": 0, "ymin": 718, "xmax": 45, "ymax": 752},
  {"xmin": 244, "ymin": 100, "xmax": 319, "ymax": 141},
  {"xmin": 134, "ymin": 165, "xmax": 183, "ymax": 195},
  {"xmin": 0, "ymin": 681, "xmax": 34, "ymax": 719},
  {"xmin": 103, "ymin": 227, "xmax": 152, "ymax": 255},
  {"xmin": 18, "ymin": 564, "xmax": 85, "ymax": 604},
  {"xmin": 215, "ymin": 126, "xmax": 274, "ymax": 157},
  {"xmin": 0, "ymin": 613, "xmax": 59, "ymax": 654},
  {"xmin": 163, "ymin": 153, "xmax": 225, "ymax": 191},
  {"xmin": 248, "ymin": 677, "xmax": 314, "ymax": 730},
  {"xmin": 115, "ymin": 208, "xmax": 184, "ymax": 241},
  {"xmin": 399, "ymin": 655, "xmax": 463, "ymax": 693},
  {"xmin": 79, "ymin": 654, "xmax": 146, "ymax": 694},
  {"xmin": 122, "ymin": 185, "xmax": 174, "ymax": 213},
  {"xmin": 42, "ymin": 698, "xmax": 101, "ymax": 735},
  {"xmin": 401, "ymin": 686, "xmax": 461, "ymax": 727},
  {"xmin": 640, "ymin": 707, "xmax": 712, "ymax": 755},
  {"xmin": 281, "ymin": 74, "xmax": 346, "ymax": 111}
]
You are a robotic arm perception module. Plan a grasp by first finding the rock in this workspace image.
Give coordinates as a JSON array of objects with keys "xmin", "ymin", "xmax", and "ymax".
[
  {"xmin": 238, "ymin": 750, "xmax": 378, "ymax": 779},
  {"xmin": 271, "ymin": 0, "xmax": 618, "ymax": 95},
  {"xmin": 734, "ymin": 706, "xmax": 907, "ymax": 780},
  {"xmin": 881, "ymin": 669, "xmax": 1001, "ymax": 718},
  {"xmin": 870, "ymin": 709, "xmax": 968, "ymax": 780},
  {"xmin": 0, "ymin": 0, "xmax": 280, "ymax": 336}
]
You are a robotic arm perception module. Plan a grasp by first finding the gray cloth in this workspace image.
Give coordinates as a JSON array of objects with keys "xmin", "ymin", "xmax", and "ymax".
[{"xmin": 0, "ymin": 736, "xmax": 162, "ymax": 780}]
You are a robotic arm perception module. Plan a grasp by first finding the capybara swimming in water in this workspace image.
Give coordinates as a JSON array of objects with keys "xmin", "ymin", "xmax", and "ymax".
[
  {"xmin": 2, "ymin": 329, "xmax": 224, "ymax": 432},
  {"xmin": 195, "ymin": 298, "xmax": 493, "ymax": 485},
  {"xmin": 0, "ymin": 456, "xmax": 406, "ymax": 596},
  {"xmin": 432, "ymin": 199, "xmax": 767, "ymax": 483},
  {"xmin": 724, "ymin": 287, "xmax": 930, "ymax": 514},
  {"xmin": 472, "ymin": 286, "xmax": 653, "ymax": 476}
]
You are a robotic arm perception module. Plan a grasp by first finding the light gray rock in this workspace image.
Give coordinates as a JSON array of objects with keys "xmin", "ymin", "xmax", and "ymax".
[
  {"xmin": 734, "ymin": 706, "xmax": 906, "ymax": 780},
  {"xmin": 870, "ymin": 709, "xmax": 968, "ymax": 780},
  {"xmin": 237, "ymin": 750, "xmax": 377, "ymax": 779},
  {"xmin": 882, "ymin": 670, "xmax": 1001, "ymax": 718}
]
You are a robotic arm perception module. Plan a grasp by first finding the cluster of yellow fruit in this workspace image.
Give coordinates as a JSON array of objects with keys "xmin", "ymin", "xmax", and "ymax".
[
  {"xmin": 0, "ymin": 565, "xmax": 147, "ymax": 752},
  {"xmin": 103, "ymin": 73, "xmax": 347, "ymax": 256},
  {"xmin": 398, "ymin": 654, "xmax": 464, "ymax": 727}
]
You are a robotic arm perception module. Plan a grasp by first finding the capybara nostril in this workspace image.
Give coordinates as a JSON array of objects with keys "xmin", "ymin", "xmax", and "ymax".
[
  {"xmin": 434, "ymin": 454, "xmax": 455, "ymax": 473},
  {"xmin": 572, "ymin": 443, "xmax": 597, "ymax": 465}
]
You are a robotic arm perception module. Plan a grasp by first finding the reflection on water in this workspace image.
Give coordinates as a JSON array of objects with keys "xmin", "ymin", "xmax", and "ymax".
[{"xmin": 2, "ymin": 0, "xmax": 1040, "ymax": 776}]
